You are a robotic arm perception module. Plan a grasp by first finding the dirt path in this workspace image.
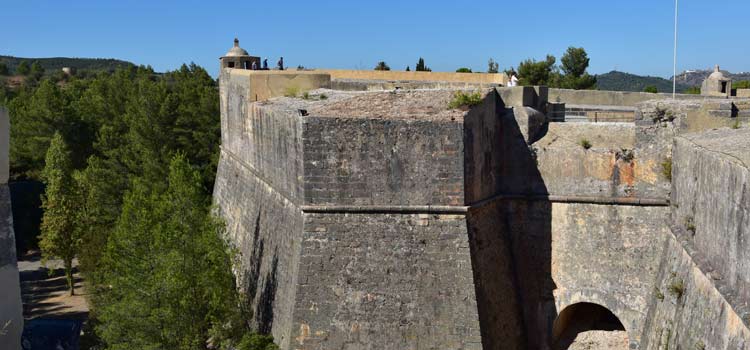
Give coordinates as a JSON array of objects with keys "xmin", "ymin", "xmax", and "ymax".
[{"xmin": 18, "ymin": 251, "xmax": 89, "ymax": 320}]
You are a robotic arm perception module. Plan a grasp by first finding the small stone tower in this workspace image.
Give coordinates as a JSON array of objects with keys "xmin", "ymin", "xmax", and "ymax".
[
  {"xmin": 701, "ymin": 65, "xmax": 732, "ymax": 98},
  {"xmin": 220, "ymin": 38, "xmax": 260, "ymax": 70}
]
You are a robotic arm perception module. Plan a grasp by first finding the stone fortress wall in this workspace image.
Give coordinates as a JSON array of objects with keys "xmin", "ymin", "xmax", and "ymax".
[
  {"xmin": 0, "ymin": 106, "xmax": 23, "ymax": 350},
  {"xmin": 214, "ymin": 64, "xmax": 750, "ymax": 349}
]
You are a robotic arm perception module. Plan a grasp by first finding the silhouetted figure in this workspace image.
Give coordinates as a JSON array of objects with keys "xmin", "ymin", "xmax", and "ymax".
[
  {"xmin": 277, "ymin": 57, "xmax": 284, "ymax": 70},
  {"xmin": 262, "ymin": 59, "xmax": 268, "ymax": 70},
  {"xmin": 251, "ymin": 61, "xmax": 258, "ymax": 70}
]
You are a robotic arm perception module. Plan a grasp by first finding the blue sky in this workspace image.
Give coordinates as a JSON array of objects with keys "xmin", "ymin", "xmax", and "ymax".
[{"xmin": 2, "ymin": 0, "xmax": 748, "ymax": 78}]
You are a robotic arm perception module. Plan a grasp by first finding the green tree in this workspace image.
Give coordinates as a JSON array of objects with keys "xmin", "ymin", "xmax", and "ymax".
[
  {"xmin": 30, "ymin": 61, "xmax": 45, "ymax": 80},
  {"xmin": 559, "ymin": 47, "xmax": 597, "ymax": 90},
  {"xmin": 517, "ymin": 55, "xmax": 557, "ymax": 86},
  {"xmin": 8, "ymin": 78, "xmax": 95, "ymax": 179},
  {"xmin": 0, "ymin": 63, "xmax": 8, "ymax": 76},
  {"xmin": 456, "ymin": 67, "xmax": 472, "ymax": 73},
  {"xmin": 644, "ymin": 85, "xmax": 658, "ymax": 93},
  {"xmin": 374, "ymin": 61, "xmax": 390, "ymax": 71},
  {"xmin": 487, "ymin": 58, "xmax": 499, "ymax": 74},
  {"xmin": 685, "ymin": 86, "xmax": 701, "ymax": 94},
  {"xmin": 733, "ymin": 81, "xmax": 750, "ymax": 90},
  {"xmin": 97, "ymin": 155, "xmax": 276, "ymax": 350},
  {"xmin": 415, "ymin": 57, "xmax": 431, "ymax": 72},
  {"xmin": 16, "ymin": 61, "xmax": 30, "ymax": 75},
  {"xmin": 405, "ymin": 66, "xmax": 410, "ymax": 71},
  {"xmin": 40, "ymin": 133, "xmax": 80, "ymax": 295}
]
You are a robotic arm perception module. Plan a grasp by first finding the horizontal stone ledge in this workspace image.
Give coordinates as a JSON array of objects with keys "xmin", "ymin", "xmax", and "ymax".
[
  {"xmin": 300, "ymin": 195, "xmax": 669, "ymax": 214},
  {"xmin": 300, "ymin": 205, "xmax": 470, "ymax": 214}
]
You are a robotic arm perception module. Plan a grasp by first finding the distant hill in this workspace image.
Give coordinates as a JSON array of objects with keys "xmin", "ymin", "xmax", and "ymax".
[
  {"xmin": 671, "ymin": 68, "xmax": 750, "ymax": 87},
  {"xmin": 595, "ymin": 71, "xmax": 691, "ymax": 93},
  {"xmin": 0, "ymin": 55, "xmax": 135, "ymax": 75}
]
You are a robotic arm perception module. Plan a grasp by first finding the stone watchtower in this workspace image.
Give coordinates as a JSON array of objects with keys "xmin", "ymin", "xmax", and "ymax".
[
  {"xmin": 701, "ymin": 65, "xmax": 732, "ymax": 98},
  {"xmin": 220, "ymin": 38, "xmax": 260, "ymax": 70}
]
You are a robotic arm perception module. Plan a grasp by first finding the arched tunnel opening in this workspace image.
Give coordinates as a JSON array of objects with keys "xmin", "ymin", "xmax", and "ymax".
[{"xmin": 552, "ymin": 302, "xmax": 627, "ymax": 350}]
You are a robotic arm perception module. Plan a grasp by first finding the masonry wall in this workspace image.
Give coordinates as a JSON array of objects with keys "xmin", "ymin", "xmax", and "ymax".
[
  {"xmin": 0, "ymin": 106, "xmax": 23, "ymax": 350},
  {"xmin": 292, "ymin": 213, "xmax": 482, "ymax": 350},
  {"xmin": 222, "ymin": 69, "xmax": 331, "ymax": 102},
  {"xmin": 319, "ymin": 69, "xmax": 507, "ymax": 85},
  {"xmin": 301, "ymin": 116, "xmax": 465, "ymax": 206},
  {"xmin": 331, "ymin": 79, "xmax": 496, "ymax": 92},
  {"xmin": 216, "ymin": 73, "xmax": 308, "ymax": 348},
  {"xmin": 671, "ymin": 128, "xmax": 750, "ymax": 308},
  {"xmin": 549, "ymin": 203, "xmax": 668, "ymax": 349},
  {"xmin": 502, "ymin": 112, "xmax": 672, "ymax": 349},
  {"xmin": 548, "ymin": 88, "xmax": 702, "ymax": 107},
  {"xmin": 220, "ymin": 73, "xmax": 305, "ymax": 201},
  {"xmin": 214, "ymin": 153, "xmax": 303, "ymax": 349},
  {"xmin": 639, "ymin": 233, "xmax": 750, "ymax": 350}
]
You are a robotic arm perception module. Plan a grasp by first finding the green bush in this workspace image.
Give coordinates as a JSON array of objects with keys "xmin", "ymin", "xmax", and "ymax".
[
  {"xmin": 448, "ymin": 91, "xmax": 483, "ymax": 109},
  {"xmin": 661, "ymin": 158, "xmax": 672, "ymax": 181},
  {"xmin": 668, "ymin": 277, "xmax": 685, "ymax": 299},
  {"xmin": 685, "ymin": 86, "xmax": 701, "ymax": 94},
  {"xmin": 455, "ymin": 68, "xmax": 472, "ymax": 73},
  {"xmin": 685, "ymin": 216, "xmax": 696, "ymax": 234},
  {"xmin": 579, "ymin": 139, "xmax": 592, "ymax": 150},
  {"xmin": 733, "ymin": 80, "xmax": 750, "ymax": 90},
  {"xmin": 284, "ymin": 86, "xmax": 300, "ymax": 97},
  {"xmin": 644, "ymin": 85, "xmax": 658, "ymax": 93}
]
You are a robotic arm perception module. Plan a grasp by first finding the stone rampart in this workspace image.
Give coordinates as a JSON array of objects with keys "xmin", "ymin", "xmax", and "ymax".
[
  {"xmin": 318, "ymin": 69, "xmax": 507, "ymax": 85},
  {"xmin": 671, "ymin": 128, "xmax": 750, "ymax": 306},
  {"xmin": 548, "ymin": 88, "xmax": 703, "ymax": 107},
  {"xmin": 640, "ymin": 232, "xmax": 750, "ymax": 349},
  {"xmin": 0, "ymin": 106, "xmax": 23, "ymax": 350},
  {"xmin": 215, "ymin": 69, "xmax": 750, "ymax": 349},
  {"xmin": 222, "ymin": 69, "xmax": 331, "ymax": 102}
]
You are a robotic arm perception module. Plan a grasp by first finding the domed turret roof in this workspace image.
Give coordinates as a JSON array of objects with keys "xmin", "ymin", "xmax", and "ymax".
[
  {"xmin": 708, "ymin": 65, "xmax": 726, "ymax": 80},
  {"xmin": 224, "ymin": 38, "xmax": 250, "ymax": 57}
]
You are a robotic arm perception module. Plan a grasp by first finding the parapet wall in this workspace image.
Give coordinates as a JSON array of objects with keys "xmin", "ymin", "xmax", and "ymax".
[
  {"xmin": 0, "ymin": 106, "xmax": 23, "ymax": 350},
  {"xmin": 548, "ymin": 88, "xmax": 702, "ymax": 107},
  {"xmin": 221, "ymin": 69, "xmax": 331, "ymax": 102},
  {"xmin": 318, "ymin": 69, "xmax": 507, "ymax": 85}
]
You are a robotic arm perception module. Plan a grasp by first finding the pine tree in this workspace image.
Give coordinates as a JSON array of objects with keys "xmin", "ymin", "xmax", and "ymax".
[
  {"xmin": 29, "ymin": 61, "xmax": 45, "ymax": 80},
  {"xmin": 98, "ymin": 155, "xmax": 277, "ymax": 350},
  {"xmin": 40, "ymin": 132, "xmax": 80, "ymax": 295},
  {"xmin": 488, "ymin": 58, "xmax": 499, "ymax": 74},
  {"xmin": 416, "ymin": 57, "xmax": 431, "ymax": 72},
  {"xmin": 16, "ymin": 61, "xmax": 30, "ymax": 75}
]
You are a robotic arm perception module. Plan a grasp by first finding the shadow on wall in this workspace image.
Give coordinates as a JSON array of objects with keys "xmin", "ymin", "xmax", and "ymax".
[
  {"xmin": 9, "ymin": 181, "xmax": 44, "ymax": 255},
  {"xmin": 469, "ymin": 91, "xmax": 628, "ymax": 349},
  {"xmin": 465, "ymin": 90, "xmax": 554, "ymax": 349},
  {"xmin": 240, "ymin": 211, "xmax": 278, "ymax": 335},
  {"xmin": 551, "ymin": 302, "xmax": 626, "ymax": 350}
]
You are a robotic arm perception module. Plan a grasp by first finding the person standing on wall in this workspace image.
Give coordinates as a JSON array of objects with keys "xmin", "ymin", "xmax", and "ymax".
[
  {"xmin": 277, "ymin": 57, "xmax": 284, "ymax": 70},
  {"xmin": 251, "ymin": 61, "xmax": 258, "ymax": 70},
  {"xmin": 263, "ymin": 58, "xmax": 268, "ymax": 70},
  {"xmin": 509, "ymin": 72, "xmax": 519, "ymax": 87}
]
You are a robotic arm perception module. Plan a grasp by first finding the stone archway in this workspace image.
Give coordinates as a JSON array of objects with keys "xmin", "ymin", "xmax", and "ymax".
[{"xmin": 552, "ymin": 302, "xmax": 628, "ymax": 350}]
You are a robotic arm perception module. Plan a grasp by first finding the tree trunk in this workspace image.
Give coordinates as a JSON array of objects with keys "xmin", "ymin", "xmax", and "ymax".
[{"xmin": 65, "ymin": 258, "xmax": 74, "ymax": 296}]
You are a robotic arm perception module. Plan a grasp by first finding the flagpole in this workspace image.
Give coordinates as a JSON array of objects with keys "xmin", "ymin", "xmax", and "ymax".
[{"xmin": 673, "ymin": 0, "xmax": 678, "ymax": 99}]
